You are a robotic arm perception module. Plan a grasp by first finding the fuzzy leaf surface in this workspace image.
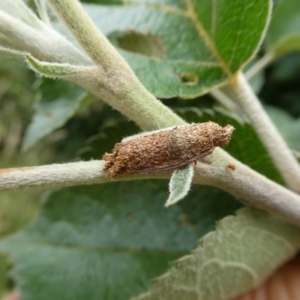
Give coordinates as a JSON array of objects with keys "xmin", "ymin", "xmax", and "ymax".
[
  {"xmin": 26, "ymin": 55, "xmax": 85, "ymax": 77},
  {"xmin": 132, "ymin": 208, "xmax": 300, "ymax": 300},
  {"xmin": 166, "ymin": 165, "xmax": 194, "ymax": 207},
  {"xmin": 3, "ymin": 107, "xmax": 295, "ymax": 300},
  {"xmin": 0, "ymin": 181, "xmax": 241, "ymax": 300}
]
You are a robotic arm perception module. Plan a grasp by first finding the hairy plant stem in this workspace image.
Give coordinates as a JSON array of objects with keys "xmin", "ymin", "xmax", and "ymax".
[
  {"xmin": 195, "ymin": 149, "xmax": 300, "ymax": 227},
  {"xmin": 0, "ymin": 6, "xmax": 91, "ymax": 65},
  {"xmin": 47, "ymin": 0, "xmax": 184, "ymax": 130},
  {"xmin": 230, "ymin": 72, "xmax": 300, "ymax": 194},
  {"xmin": 2, "ymin": 156, "xmax": 300, "ymax": 227},
  {"xmin": 1, "ymin": 0, "xmax": 300, "ymax": 226}
]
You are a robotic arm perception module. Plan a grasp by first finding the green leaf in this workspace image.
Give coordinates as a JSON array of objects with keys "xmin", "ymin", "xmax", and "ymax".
[
  {"xmin": 0, "ymin": 181, "xmax": 241, "ymax": 300},
  {"xmin": 132, "ymin": 208, "xmax": 300, "ymax": 300},
  {"xmin": 82, "ymin": 0, "xmax": 271, "ymax": 98},
  {"xmin": 25, "ymin": 54, "xmax": 86, "ymax": 78},
  {"xmin": 0, "ymin": 254, "xmax": 11, "ymax": 298},
  {"xmin": 265, "ymin": 104, "xmax": 300, "ymax": 151},
  {"xmin": 22, "ymin": 79, "xmax": 86, "ymax": 151},
  {"xmin": 265, "ymin": 0, "xmax": 300, "ymax": 56},
  {"xmin": 166, "ymin": 165, "xmax": 194, "ymax": 207}
]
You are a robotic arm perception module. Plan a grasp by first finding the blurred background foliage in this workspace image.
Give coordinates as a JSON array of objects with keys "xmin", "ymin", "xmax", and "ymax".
[{"xmin": 0, "ymin": 0, "xmax": 300, "ymax": 298}]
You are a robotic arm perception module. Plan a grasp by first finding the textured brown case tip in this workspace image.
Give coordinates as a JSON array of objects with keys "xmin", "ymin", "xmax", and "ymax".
[{"xmin": 103, "ymin": 121, "xmax": 234, "ymax": 178}]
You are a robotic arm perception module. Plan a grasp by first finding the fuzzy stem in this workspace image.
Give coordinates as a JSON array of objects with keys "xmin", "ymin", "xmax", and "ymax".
[
  {"xmin": 210, "ymin": 89, "xmax": 243, "ymax": 115},
  {"xmin": 2, "ymin": 0, "xmax": 300, "ymax": 226},
  {"xmin": 0, "ymin": 161, "xmax": 106, "ymax": 191},
  {"xmin": 194, "ymin": 148, "xmax": 300, "ymax": 227},
  {"xmin": 0, "ymin": 161, "xmax": 166, "ymax": 191},
  {"xmin": 47, "ymin": 0, "xmax": 121, "ymax": 68},
  {"xmin": 2, "ymin": 156, "xmax": 300, "ymax": 227},
  {"xmin": 47, "ymin": 0, "xmax": 184, "ymax": 130},
  {"xmin": 230, "ymin": 72, "xmax": 300, "ymax": 194},
  {"xmin": 245, "ymin": 52, "xmax": 275, "ymax": 79}
]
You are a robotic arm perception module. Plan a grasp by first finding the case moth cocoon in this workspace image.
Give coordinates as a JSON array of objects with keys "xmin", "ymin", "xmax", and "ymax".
[{"xmin": 103, "ymin": 121, "xmax": 234, "ymax": 178}]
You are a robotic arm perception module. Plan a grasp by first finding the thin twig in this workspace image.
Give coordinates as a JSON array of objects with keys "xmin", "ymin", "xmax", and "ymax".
[
  {"xmin": 47, "ymin": 0, "xmax": 185, "ymax": 130},
  {"xmin": 2, "ymin": 0, "xmax": 300, "ymax": 227},
  {"xmin": 194, "ymin": 148, "xmax": 300, "ymax": 227},
  {"xmin": 230, "ymin": 72, "xmax": 300, "ymax": 194},
  {"xmin": 245, "ymin": 52, "xmax": 275, "ymax": 79},
  {"xmin": 210, "ymin": 89, "xmax": 243, "ymax": 115},
  {"xmin": 2, "ymin": 155, "xmax": 300, "ymax": 227},
  {"xmin": 0, "ymin": 160, "xmax": 172, "ymax": 192}
]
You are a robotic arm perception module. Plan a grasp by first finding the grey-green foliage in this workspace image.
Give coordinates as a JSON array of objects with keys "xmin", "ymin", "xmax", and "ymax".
[
  {"xmin": 133, "ymin": 208, "xmax": 300, "ymax": 300},
  {"xmin": 0, "ymin": 0, "xmax": 300, "ymax": 299},
  {"xmin": 0, "ymin": 181, "xmax": 241, "ymax": 300},
  {"xmin": 1, "ymin": 106, "xmax": 296, "ymax": 300},
  {"xmin": 166, "ymin": 165, "xmax": 194, "ymax": 207},
  {"xmin": 22, "ymin": 79, "xmax": 86, "ymax": 150}
]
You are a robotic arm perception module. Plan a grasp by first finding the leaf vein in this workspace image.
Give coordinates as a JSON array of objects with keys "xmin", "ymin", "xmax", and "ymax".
[{"xmin": 185, "ymin": 0, "xmax": 232, "ymax": 76}]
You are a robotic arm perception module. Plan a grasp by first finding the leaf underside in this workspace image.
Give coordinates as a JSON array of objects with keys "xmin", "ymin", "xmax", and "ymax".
[
  {"xmin": 133, "ymin": 208, "xmax": 300, "ymax": 300},
  {"xmin": 166, "ymin": 164, "xmax": 194, "ymax": 207},
  {"xmin": 0, "ymin": 181, "xmax": 242, "ymax": 300}
]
